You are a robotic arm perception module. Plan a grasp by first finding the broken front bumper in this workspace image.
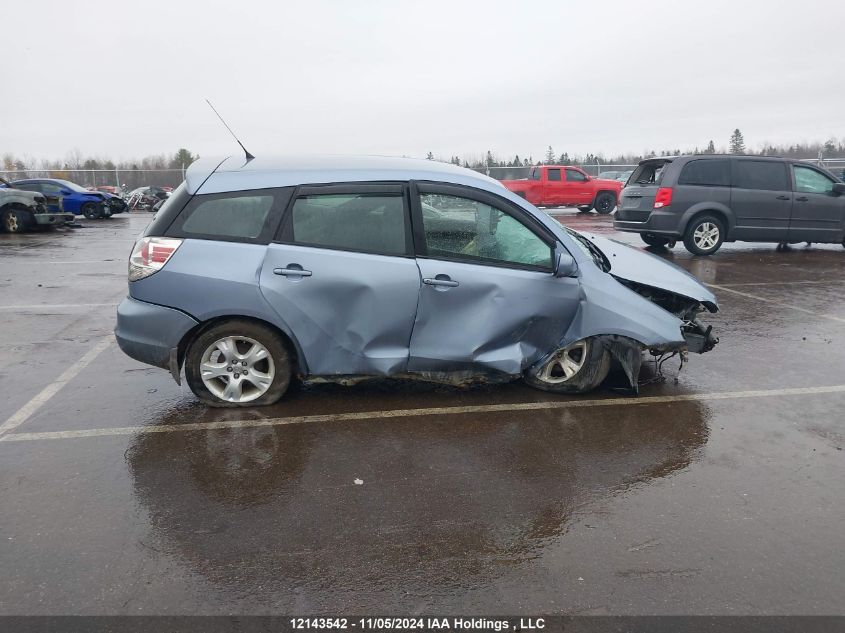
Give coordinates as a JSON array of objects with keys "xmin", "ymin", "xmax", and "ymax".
[{"xmin": 682, "ymin": 320, "xmax": 719, "ymax": 354}]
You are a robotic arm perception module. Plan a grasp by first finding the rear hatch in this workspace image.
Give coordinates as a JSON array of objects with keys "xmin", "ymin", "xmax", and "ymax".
[{"xmin": 617, "ymin": 159, "xmax": 671, "ymax": 221}]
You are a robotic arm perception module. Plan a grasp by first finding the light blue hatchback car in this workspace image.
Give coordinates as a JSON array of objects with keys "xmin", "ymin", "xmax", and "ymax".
[{"xmin": 115, "ymin": 155, "xmax": 718, "ymax": 407}]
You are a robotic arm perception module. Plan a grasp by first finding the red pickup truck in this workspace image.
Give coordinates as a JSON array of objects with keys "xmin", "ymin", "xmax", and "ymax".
[{"xmin": 501, "ymin": 165, "xmax": 623, "ymax": 214}]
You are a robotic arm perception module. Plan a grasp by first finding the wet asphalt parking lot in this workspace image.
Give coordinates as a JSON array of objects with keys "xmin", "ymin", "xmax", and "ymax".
[{"xmin": 0, "ymin": 211, "xmax": 843, "ymax": 615}]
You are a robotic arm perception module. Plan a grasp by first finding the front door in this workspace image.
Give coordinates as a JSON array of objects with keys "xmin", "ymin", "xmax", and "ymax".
[
  {"xmin": 260, "ymin": 184, "xmax": 421, "ymax": 376},
  {"xmin": 408, "ymin": 183, "xmax": 581, "ymax": 376},
  {"xmin": 788, "ymin": 164, "xmax": 845, "ymax": 243},
  {"xmin": 563, "ymin": 168, "xmax": 593, "ymax": 205}
]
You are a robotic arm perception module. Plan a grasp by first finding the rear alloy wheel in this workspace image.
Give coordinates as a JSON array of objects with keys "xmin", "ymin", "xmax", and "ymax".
[
  {"xmin": 640, "ymin": 233, "xmax": 671, "ymax": 248},
  {"xmin": 81, "ymin": 202, "xmax": 102, "ymax": 220},
  {"xmin": 2, "ymin": 208, "xmax": 33, "ymax": 233},
  {"xmin": 523, "ymin": 337, "xmax": 611, "ymax": 394},
  {"xmin": 594, "ymin": 192, "xmax": 616, "ymax": 215},
  {"xmin": 185, "ymin": 319, "xmax": 291, "ymax": 407},
  {"xmin": 684, "ymin": 215, "xmax": 725, "ymax": 256}
]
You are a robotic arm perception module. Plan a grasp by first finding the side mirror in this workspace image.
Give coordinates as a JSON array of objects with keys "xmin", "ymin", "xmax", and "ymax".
[
  {"xmin": 832, "ymin": 182, "xmax": 845, "ymax": 196},
  {"xmin": 554, "ymin": 251, "xmax": 578, "ymax": 277}
]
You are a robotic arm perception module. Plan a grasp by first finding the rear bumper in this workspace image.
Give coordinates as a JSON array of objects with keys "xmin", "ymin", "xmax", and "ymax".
[
  {"xmin": 614, "ymin": 208, "xmax": 682, "ymax": 236},
  {"xmin": 115, "ymin": 296, "xmax": 199, "ymax": 371},
  {"xmin": 33, "ymin": 212, "xmax": 75, "ymax": 225}
]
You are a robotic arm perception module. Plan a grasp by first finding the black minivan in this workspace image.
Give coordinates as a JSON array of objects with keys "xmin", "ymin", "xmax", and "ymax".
[{"xmin": 614, "ymin": 155, "xmax": 845, "ymax": 255}]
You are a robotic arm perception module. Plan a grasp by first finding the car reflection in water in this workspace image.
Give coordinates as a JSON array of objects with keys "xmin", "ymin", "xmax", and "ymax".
[{"xmin": 126, "ymin": 400, "xmax": 710, "ymax": 598}]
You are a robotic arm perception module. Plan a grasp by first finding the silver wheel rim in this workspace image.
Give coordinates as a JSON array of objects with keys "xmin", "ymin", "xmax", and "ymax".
[
  {"xmin": 7, "ymin": 213, "xmax": 18, "ymax": 231},
  {"xmin": 200, "ymin": 336, "xmax": 275, "ymax": 403},
  {"xmin": 693, "ymin": 222, "xmax": 719, "ymax": 250},
  {"xmin": 536, "ymin": 340, "xmax": 588, "ymax": 384}
]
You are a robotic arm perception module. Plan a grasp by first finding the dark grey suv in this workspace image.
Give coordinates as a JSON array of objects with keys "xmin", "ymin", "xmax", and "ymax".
[{"xmin": 614, "ymin": 155, "xmax": 845, "ymax": 255}]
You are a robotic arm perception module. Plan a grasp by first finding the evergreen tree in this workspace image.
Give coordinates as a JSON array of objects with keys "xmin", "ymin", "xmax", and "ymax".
[
  {"xmin": 425, "ymin": 151, "xmax": 434, "ymax": 160},
  {"xmin": 705, "ymin": 140, "xmax": 716, "ymax": 154},
  {"xmin": 545, "ymin": 146, "xmax": 555, "ymax": 164},
  {"xmin": 485, "ymin": 150, "xmax": 495, "ymax": 168},
  {"xmin": 729, "ymin": 129, "xmax": 746, "ymax": 154}
]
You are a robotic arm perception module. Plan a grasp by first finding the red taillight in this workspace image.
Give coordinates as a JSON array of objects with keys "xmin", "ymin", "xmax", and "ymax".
[
  {"xmin": 653, "ymin": 187, "xmax": 673, "ymax": 209},
  {"xmin": 128, "ymin": 237, "xmax": 182, "ymax": 281}
]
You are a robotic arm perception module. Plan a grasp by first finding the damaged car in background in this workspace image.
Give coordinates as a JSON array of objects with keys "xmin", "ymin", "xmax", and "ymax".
[
  {"xmin": 115, "ymin": 155, "xmax": 718, "ymax": 407},
  {"xmin": 0, "ymin": 177, "xmax": 75, "ymax": 232}
]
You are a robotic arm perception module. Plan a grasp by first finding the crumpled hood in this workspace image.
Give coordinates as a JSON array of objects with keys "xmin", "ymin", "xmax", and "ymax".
[{"xmin": 586, "ymin": 234, "xmax": 718, "ymax": 311}]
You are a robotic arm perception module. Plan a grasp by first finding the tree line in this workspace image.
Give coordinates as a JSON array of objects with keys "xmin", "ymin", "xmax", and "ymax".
[{"xmin": 430, "ymin": 131, "xmax": 845, "ymax": 169}]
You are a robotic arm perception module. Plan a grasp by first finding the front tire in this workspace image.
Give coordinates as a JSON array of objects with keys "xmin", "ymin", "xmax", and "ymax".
[
  {"xmin": 2, "ymin": 208, "xmax": 33, "ymax": 233},
  {"xmin": 594, "ymin": 192, "xmax": 616, "ymax": 215},
  {"xmin": 81, "ymin": 202, "xmax": 102, "ymax": 220},
  {"xmin": 185, "ymin": 320, "xmax": 291, "ymax": 407},
  {"xmin": 523, "ymin": 338, "xmax": 611, "ymax": 394},
  {"xmin": 684, "ymin": 215, "xmax": 725, "ymax": 256}
]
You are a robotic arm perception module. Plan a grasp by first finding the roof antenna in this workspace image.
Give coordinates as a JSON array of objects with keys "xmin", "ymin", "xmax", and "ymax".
[{"xmin": 205, "ymin": 99, "xmax": 255, "ymax": 161}]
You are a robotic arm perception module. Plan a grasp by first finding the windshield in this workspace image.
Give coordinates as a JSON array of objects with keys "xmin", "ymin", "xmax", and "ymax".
[{"xmin": 564, "ymin": 227, "xmax": 610, "ymax": 272}]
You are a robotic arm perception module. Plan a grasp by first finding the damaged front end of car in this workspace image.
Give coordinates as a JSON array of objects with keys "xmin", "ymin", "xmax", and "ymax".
[{"xmin": 614, "ymin": 278, "xmax": 719, "ymax": 355}]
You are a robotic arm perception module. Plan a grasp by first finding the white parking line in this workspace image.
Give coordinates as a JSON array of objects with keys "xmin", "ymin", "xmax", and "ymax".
[
  {"xmin": 0, "ymin": 335, "xmax": 114, "ymax": 439},
  {"xmin": 716, "ymin": 280, "xmax": 835, "ymax": 287},
  {"xmin": 709, "ymin": 284, "xmax": 845, "ymax": 323},
  {"xmin": 2, "ymin": 384, "xmax": 844, "ymax": 443},
  {"xmin": 0, "ymin": 303, "xmax": 119, "ymax": 311}
]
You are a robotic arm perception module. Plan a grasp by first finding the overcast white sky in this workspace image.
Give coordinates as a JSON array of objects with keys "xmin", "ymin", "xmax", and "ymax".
[{"xmin": 4, "ymin": 0, "xmax": 844, "ymax": 162}]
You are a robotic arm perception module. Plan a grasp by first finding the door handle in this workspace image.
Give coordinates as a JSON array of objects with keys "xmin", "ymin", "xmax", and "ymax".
[
  {"xmin": 795, "ymin": 196, "xmax": 809, "ymax": 202},
  {"xmin": 776, "ymin": 195, "xmax": 791, "ymax": 200},
  {"xmin": 423, "ymin": 277, "xmax": 459, "ymax": 288},
  {"xmin": 274, "ymin": 266, "xmax": 312, "ymax": 277}
]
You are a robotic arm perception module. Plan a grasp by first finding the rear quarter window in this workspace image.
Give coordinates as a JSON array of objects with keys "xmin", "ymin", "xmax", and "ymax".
[
  {"xmin": 164, "ymin": 187, "xmax": 292, "ymax": 243},
  {"xmin": 678, "ymin": 159, "xmax": 730, "ymax": 186}
]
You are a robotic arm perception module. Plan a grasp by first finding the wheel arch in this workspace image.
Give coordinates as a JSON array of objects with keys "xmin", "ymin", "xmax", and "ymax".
[
  {"xmin": 178, "ymin": 314, "xmax": 307, "ymax": 378},
  {"xmin": 679, "ymin": 204, "xmax": 734, "ymax": 237}
]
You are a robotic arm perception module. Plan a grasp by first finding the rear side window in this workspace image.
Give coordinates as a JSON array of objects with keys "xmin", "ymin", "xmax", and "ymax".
[
  {"xmin": 547, "ymin": 169, "xmax": 561, "ymax": 181},
  {"xmin": 289, "ymin": 193, "xmax": 408, "ymax": 256},
  {"xmin": 733, "ymin": 161, "xmax": 788, "ymax": 191},
  {"xmin": 793, "ymin": 165, "xmax": 836, "ymax": 194},
  {"xmin": 678, "ymin": 159, "xmax": 730, "ymax": 186},
  {"xmin": 166, "ymin": 187, "xmax": 290, "ymax": 243},
  {"xmin": 565, "ymin": 169, "xmax": 588, "ymax": 182}
]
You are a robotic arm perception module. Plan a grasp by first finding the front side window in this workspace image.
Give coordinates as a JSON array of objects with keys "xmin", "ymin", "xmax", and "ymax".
[
  {"xmin": 419, "ymin": 193, "xmax": 552, "ymax": 269},
  {"xmin": 565, "ymin": 169, "xmax": 588, "ymax": 182},
  {"xmin": 171, "ymin": 190, "xmax": 278, "ymax": 241},
  {"xmin": 733, "ymin": 160, "xmax": 788, "ymax": 191},
  {"xmin": 678, "ymin": 159, "xmax": 730, "ymax": 186},
  {"xmin": 529, "ymin": 168, "xmax": 542, "ymax": 180},
  {"xmin": 548, "ymin": 168, "xmax": 561, "ymax": 181},
  {"xmin": 290, "ymin": 193, "xmax": 407, "ymax": 256},
  {"xmin": 793, "ymin": 166, "xmax": 836, "ymax": 194}
]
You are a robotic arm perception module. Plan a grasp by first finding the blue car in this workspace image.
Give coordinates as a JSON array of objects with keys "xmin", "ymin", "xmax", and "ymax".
[{"xmin": 10, "ymin": 179, "xmax": 119, "ymax": 219}]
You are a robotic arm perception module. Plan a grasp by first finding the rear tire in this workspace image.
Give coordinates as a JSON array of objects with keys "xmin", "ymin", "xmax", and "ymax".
[
  {"xmin": 640, "ymin": 233, "xmax": 671, "ymax": 248},
  {"xmin": 523, "ymin": 337, "xmax": 611, "ymax": 394},
  {"xmin": 594, "ymin": 192, "xmax": 616, "ymax": 215},
  {"xmin": 185, "ymin": 319, "xmax": 292, "ymax": 407},
  {"xmin": 81, "ymin": 202, "xmax": 102, "ymax": 220},
  {"xmin": 683, "ymin": 214, "xmax": 725, "ymax": 256},
  {"xmin": 2, "ymin": 207, "xmax": 33, "ymax": 233}
]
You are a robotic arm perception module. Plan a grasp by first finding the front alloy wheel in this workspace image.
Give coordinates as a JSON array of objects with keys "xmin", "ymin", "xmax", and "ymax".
[
  {"xmin": 523, "ymin": 338, "xmax": 611, "ymax": 394},
  {"xmin": 594, "ymin": 192, "xmax": 616, "ymax": 215},
  {"xmin": 185, "ymin": 319, "xmax": 291, "ymax": 407}
]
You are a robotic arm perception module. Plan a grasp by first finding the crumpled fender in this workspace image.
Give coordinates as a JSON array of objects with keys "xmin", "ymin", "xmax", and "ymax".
[{"xmin": 528, "ymin": 272, "xmax": 687, "ymax": 389}]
